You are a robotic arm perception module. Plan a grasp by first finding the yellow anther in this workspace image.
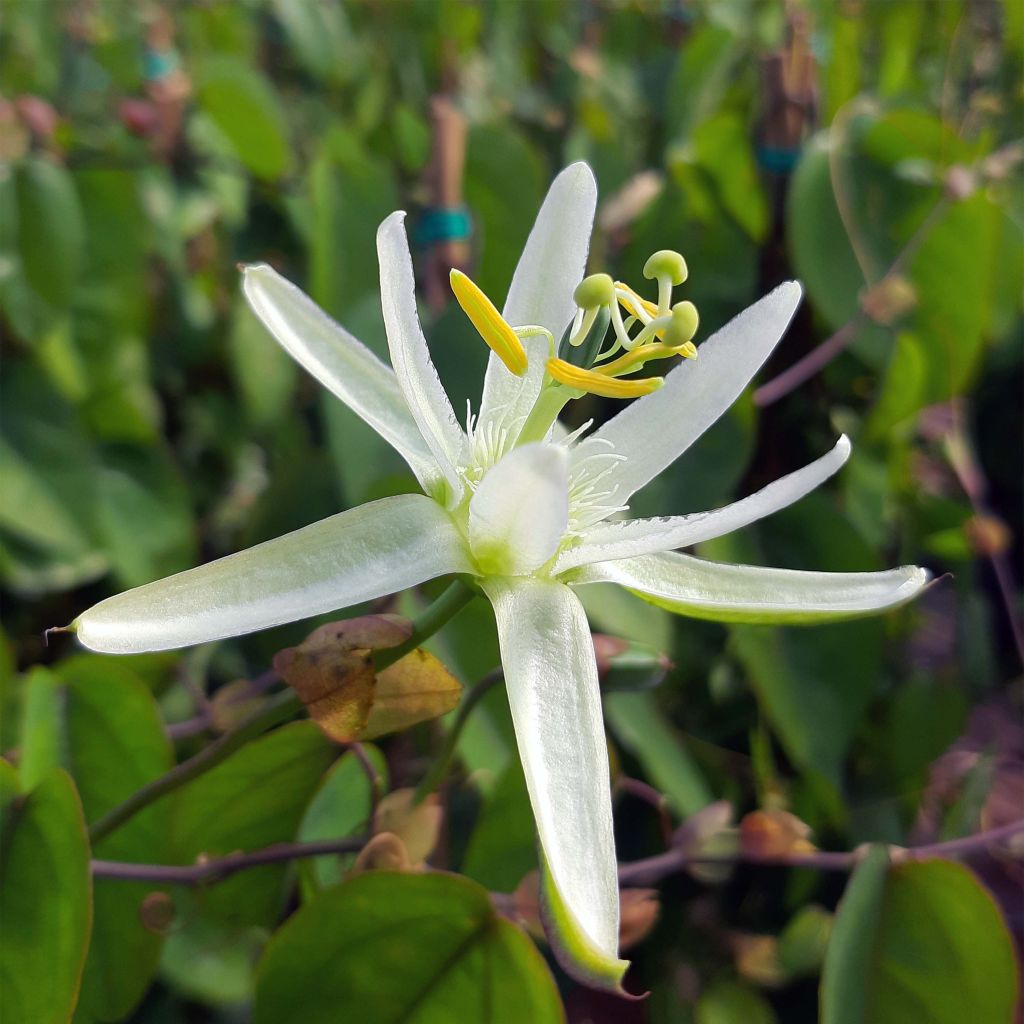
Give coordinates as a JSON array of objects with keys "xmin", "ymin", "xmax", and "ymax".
[
  {"xmin": 546, "ymin": 358, "xmax": 664, "ymax": 399},
  {"xmin": 450, "ymin": 269, "xmax": 528, "ymax": 376},
  {"xmin": 595, "ymin": 341, "xmax": 696, "ymax": 377},
  {"xmin": 573, "ymin": 273, "xmax": 615, "ymax": 310},
  {"xmin": 615, "ymin": 282, "xmax": 659, "ymax": 321},
  {"xmin": 643, "ymin": 249, "xmax": 688, "ymax": 286}
]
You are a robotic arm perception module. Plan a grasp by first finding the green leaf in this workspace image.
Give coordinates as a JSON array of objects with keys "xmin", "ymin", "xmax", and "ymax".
[
  {"xmin": 604, "ymin": 691, "xmax": 713, "ymax": 817},
  {"xmin": 228, "ymin": 297, "xmax": 298, "ymax": 430},
  {"xmin": 17, "ymin": 666, "xmax": 63, "ymax": 790},
  {"xmin": 296, "ymin": 745, "xmax": 388, "ymax": 896},
  {"xmin": 171, "ymin": 722, "xmax": 336, "ymax": 926},
  {"xmin": 271, "ymin": 0, "xmax": 356, "ymax": 84},
  {"xmin": 254, "ymin": 872, "xmax": 564, "ymax": 1024},
  {"xmin": 461, "ymin": 759, "xmax": 536, "ymax": 892},
  {"xmin": 822, "ymin": 850, "xmax": 1019, "ymax": 1024},
  {"xmin": 196, "ymin": 58, "xmax": 294, "ymax": 181},
  {"xmin": 160, "ymin": 908, "xmax": 265, "ymax": 1007},
  {"xmin": 94, "ymin": 445, "xmax": 197, "ymax": 590},
  {"xmin": 696, "ymin": 980, "xmax": 777, "ymax": 1024},
  {"xmin": 0, "ymin": 767, "xmax": 92, "ymax": 1024},
  {"xmin": 57, "ymin": 657, "xmax": 175, "ymax": 1022},
  {"xmin": 14, "ymin": 155, "xmax": 85, "ymax": 309}
]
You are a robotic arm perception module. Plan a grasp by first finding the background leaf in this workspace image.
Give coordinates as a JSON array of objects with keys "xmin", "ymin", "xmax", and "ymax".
[{"xmin": 254, "ymin": 872, "xmax": 564, "ymax": 1024}]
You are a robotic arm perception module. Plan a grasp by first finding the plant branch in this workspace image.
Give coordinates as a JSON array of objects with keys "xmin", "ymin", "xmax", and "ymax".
[
  {"xmin": 88, "ymin": 579, "xmax": 480, "ymax": 846},
  {"xmin": 91, "ymin": 835, "xmax": 367, "ymax": 886},
  {"xmin": 754, "ymin": 198, "xmax": 949, "ymax": 407},
  {"xmin": 617, "ymin": 817, "xmax": 1024, "ymax": 886}
]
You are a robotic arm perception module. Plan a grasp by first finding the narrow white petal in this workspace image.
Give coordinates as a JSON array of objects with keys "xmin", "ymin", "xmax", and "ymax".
[
  {"xmin": 483, "ymin": 577, "xmax": 625, "ymax": 981},
  {"xmin": 241, "ymin": 264, "xmax": 438, "ymax": 490},
  {"xmin": 478, "ymin": 163, "xmax": 597, "ymax": 427},
  {"xmin": 377, "ymin": 212, "xmax": 466, "ymax": 501},
  {"xmin": 555, "ymin": 435, "xmax": 851, "ymax": 572},
  {"xmin": 468, "ymin": 443, "xmax": 568, "ymax": 575},
  {"xmin": 75, "ymin": 496, "xmax": 472, "ymax": 653},
  {"xmin": 569, "ymin": 551, "xmax": 930, "ymax": 624},
  {"xmin": 574, "ymin": 282, "xmax": 804, "ymax": 506}
]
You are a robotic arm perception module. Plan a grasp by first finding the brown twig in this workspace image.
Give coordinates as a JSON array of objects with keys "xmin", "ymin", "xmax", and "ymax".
[
  {"xmin": 350, "ymin": 742, "xmax": 383, "ymax": 820},
  {"xmin": 617, "ymin": 817, "xmax": 1024, "ymax": 886},
  {"xmin": 754, "ymin": 191, "xmax": 949, "ymax": 408},
  {"xmin": 91, "ymin": 836, "xmax": 367, "ymax": 886}
]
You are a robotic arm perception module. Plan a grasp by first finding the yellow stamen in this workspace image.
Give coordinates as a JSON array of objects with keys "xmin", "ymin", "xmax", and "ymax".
[
  {"xmin": 615, "ymin": 282, "xmax": 659, "ymax": 321},
  {"xmin": 450, "ymin": 269, "xmax": 528, "ymax": 376},
  {"xmin": 595, "ymin": 341, "xmax": 697, "ymax": 377},
  {"xmin": 546, "ymin": 358, "xmax": 664, "ymax": 399}
]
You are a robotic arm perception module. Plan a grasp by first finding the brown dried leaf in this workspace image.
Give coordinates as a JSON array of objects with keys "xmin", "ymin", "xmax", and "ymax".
[
  {"xmin": 733, "ymin": 933, "xmax": 786, "ymax": 988},
  {"xmin": 350, "ymin": 832, "xmax": 412, "ymax": 874},
  {"xmin": 362, "ymin": 648, "xmax": 461, "ymax": 740},
  {"xmin": 619, "ymin": 889, "xmax": 660, "ymax": 950},
  {"xmin": 373, "ymin": 789, "xmax": 442, "ymax": 866},
  {"xmin": 739, "ymin": 809, "xmax": 816, "ymax": 858},
  {"xmin": 274, "ymin": 616, "xmax": 459, "ymax": 744}
]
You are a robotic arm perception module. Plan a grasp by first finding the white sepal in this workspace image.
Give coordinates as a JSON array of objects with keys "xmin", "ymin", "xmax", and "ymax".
[
  {"xmin": 574, "ymin": 282, "xmax": 803, "ymax": 506},
  {"xmin": 75, "ymin": 495, "xmax": 472, "ymax": 653},
  {"xmin": 377, "ymin": 212, "xmax": 467, "ymax": 503},
  {"xmin": 242, "ymin": 264, "xmax": 438, "ymax": 490},
  {"xmin": 570, "ymin": 551, "xmax": 930, "ymax": 624},
  {"xmin": 555, "ymin": 435, "xmax": 851, "ymax": 572},
  {"xmin": 483, "ymin": 577, "xmax": 626, "ymax": 987}
]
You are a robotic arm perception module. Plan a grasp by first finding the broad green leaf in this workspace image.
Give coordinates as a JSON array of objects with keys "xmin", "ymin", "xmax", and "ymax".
[
  {"xmin": 171, "ymin": 722, "xmax": 336, "ymax": 926},
  {"xmin": 309, "ymin": 127, "xmax": 399, "ymax": 319},
  {"xmin": 196, "ymin": 58, "xmax": 293, "ymax": 181},
  {"xmin": 228, "ymin": 297, "xmax": 298, "ymax": 430},
  {"xmin": 254, "ymin": 872, "xmax": 564, "ymax": 1024},
  {"xmin": 296, "ymin": 745, "xmax": 388, "ymax": 896},
  {"xmin": 14, "ymin": 155, "xmax": 84, "ymax": 309},
  {"xmin": 57, "ymin": 657, "xmax": 174, "ymax": 1022},
  {"xmin": 94, "ymin": 445, "xmax": 196, "ymax": 590},
  {"xmin": 822, "ymin": 851, "xmax": 1018, "ymax": 1024},
  {"xmin": 604, "ymin": 691, "xmax": 712, "ymax": 817},
  {"xmin": 271, "ymin": 0, "xmax": 356, "ymax": 84},
  {"xmin": 160, "ymin": 906, "xmax": 265, "ymax": 1008},
  {"xmin": 0, "ymin": 767, "xmax": 92, "ymax": 1024},
  {"xmin": 709, "ymin": 495, "xmax": 887, "ymax": 782},
  {"xmin": 461, "ymin": 759, "xmax": 536, "ymax": 892},
  {"xmin": 696, "ymin": 980, "xmax": 777, "ymax": 1024},
  {"xmin": 17, "ymin": 666, "xmax": 63, "ymax": 790}
]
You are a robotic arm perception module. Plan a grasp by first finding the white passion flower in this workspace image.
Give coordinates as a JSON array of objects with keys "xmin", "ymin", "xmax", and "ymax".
[{"xmin": 72, "ymin": 163, "xmax": 929, "ymax": 992}]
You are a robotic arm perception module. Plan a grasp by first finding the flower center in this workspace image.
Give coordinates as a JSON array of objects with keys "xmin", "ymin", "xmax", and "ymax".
[{"xmin": 449, "ymin": 250, "xmax": 699, "ymax": 409}]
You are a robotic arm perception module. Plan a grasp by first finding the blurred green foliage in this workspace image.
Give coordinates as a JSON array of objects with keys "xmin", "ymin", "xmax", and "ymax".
[{"xmin": 0, "ymin": 1, "xmax": 1021, "ymax": 1022}]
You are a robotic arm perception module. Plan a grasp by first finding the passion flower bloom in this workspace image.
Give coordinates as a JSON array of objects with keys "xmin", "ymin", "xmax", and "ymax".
[{"xmin": 73, "ymin": 163, "xmax": 928, "ymax": 990}]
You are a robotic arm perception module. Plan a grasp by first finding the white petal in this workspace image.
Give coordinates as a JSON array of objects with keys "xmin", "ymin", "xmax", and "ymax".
[
  {"xmin": 478, "ymin": 163, "xmax": 597, "ymax": 428},
  {"xmin": 241, "ymin": 264, "xmax": 438, "ymax": 490},
  {"xmin": 468, "ymin": 443, "xmax": 568, "ymax": 575},
  {"xmin": 555, "ymin": 435, "xmax": 851, "ymax": 572},
  {"xmin": 74, "ymin": 495, "xmax": 472, "ymax": 653},
  {"xmin": 377, "ymin": 212, "xmax": 466, "ymax": 502},
  {"xmin": 575, "ymin": 282, "xmax": 804, "ymax": 506},
  {"xmin": 483, "ymin": 577, "xmax": 626, "ymax": 984},
  {"xmin": 569, "ymin": 551, "xmax": 930, "ymax": 624}
]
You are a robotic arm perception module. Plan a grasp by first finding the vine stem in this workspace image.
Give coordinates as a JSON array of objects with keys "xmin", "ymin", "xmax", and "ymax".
[
  {"xmin": 91, "ymin": 836, "xmax": 367, "ymax": 885},
  {"xmin": 91, "ymin": 816, "xmax": 1024, "ymax": 891},
  {"xmin": 617, "ymin": 817, "xmax": 1024, "ymax": 885},
  {"xmin": 413, "ymin": 668, "xmax": 504, "ymax": 804},
  {"xmin": 87, "ymin": 579, "xmax": 479, "ymax": 846}
]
